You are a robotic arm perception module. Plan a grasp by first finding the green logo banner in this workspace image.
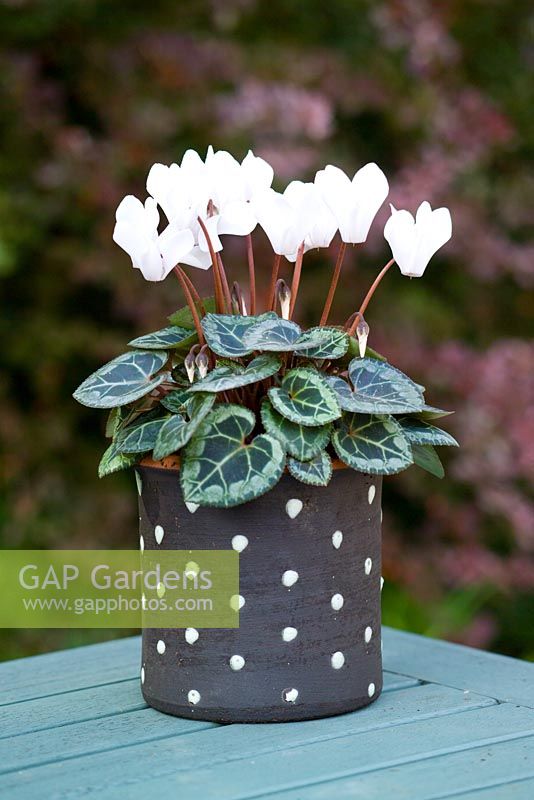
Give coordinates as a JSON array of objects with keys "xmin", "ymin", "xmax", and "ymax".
[{"xmin": 0, "ymin": 550, "xmax": 239, "ymax": 628}]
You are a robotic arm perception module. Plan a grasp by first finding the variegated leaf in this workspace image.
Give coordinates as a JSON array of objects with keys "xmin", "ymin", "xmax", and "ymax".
[
  {"xmin": 117, "ymin": 417, "xmax": 169, "ymax": 454},
  {"xmin": 128, "ymin": 326, "xmax": 195, "ymax": 350},
  {"xmin": 153, "ymin": 394, "xmax": 216, "ymax": 460},
  {"xmin": 188, "ymin": 354, "xmax": 281, "ymax": 393},
  {"xmin": 73, "ymin": 350, "xmax": 168, "ymax": 409},
  {"xmin": 168, "ymin": 297, "xmax": 216, "ymax": 328},
  {"xmin": 332, "ymin": 412, "xmax": 413, "ymax": 475},
  {"xmin": 201, "ymin": 312, "xmax": 276, "ymax": 357},
  {"xmin": 268, "ymin": 368, "xmax": 341, "ymax": 427},
  {"xmin": 399, "ymin": 417, "xmax": 458, "ymax": 447},
  {"xmin": 294, "ymin": 327, "xmax": 349, "ymax": 359},
  {"xmin": 160, "ymin": 389, "xmax": 191, "ymax": 413},
  {"xmin": 181, "ymin": 405, "xmax": 285, "ymax": 507},
  {"xmin": 98, "ymin": 444, "xmax": 140, "ymax": 478},
  {"xmin": 260, "ymin": 399, "xmax": 331, "ymax": 460},
  {"xmin": 346, "ymin": 357, "xmax": 424, "ymax": 414},
  {"xmin": 288, "ymin": 452, "xmax": 333, "ymax": 486}
]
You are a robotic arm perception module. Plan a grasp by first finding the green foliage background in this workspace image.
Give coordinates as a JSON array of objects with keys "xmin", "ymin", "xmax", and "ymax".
[{"xmin": 1, "ymin": 0, "xmax": 533, "ymax": 660}]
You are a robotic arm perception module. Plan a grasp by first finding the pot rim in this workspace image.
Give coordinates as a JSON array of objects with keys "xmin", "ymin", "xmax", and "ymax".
[{"xmin": 138, "ymin": 455, "xmax": 349, "ymax": 472}]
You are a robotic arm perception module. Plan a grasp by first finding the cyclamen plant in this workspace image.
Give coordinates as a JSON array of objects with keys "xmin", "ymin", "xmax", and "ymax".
[{"xmin": 74, "ymin": 147, "xmax": 457, "ymax": 508}]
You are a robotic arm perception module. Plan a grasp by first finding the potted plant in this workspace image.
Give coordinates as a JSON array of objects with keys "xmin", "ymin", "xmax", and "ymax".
[{"xmin": 74, "ymin": 147, "xmax": 457, "ymax": 722}]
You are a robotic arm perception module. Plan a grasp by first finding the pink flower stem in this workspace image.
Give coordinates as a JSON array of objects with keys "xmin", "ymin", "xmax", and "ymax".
[
  {"xmin": 246, "ymin": 234, "xmax": 256, "ymax": 316},
  {"xmin": 346, "ymin": 258, "xmax": 395, "ymax": 336},
  {"xmin": 319, "ymin": 240, "xmax": 347, "ymax": 326},
  {"xmin": 173, "ymin": 267, "xmax": 205, "ymax": 345},
  {"xmin": 288, "ymin": 243, "xmax": 305, "ymax": 319},
  {"xmin": 267, "ymin": 253, "xmax": 282, "ymax": 311},
  {"xmin": 197, "ymin": 216, "xmax": 226, "ymax": 314}
]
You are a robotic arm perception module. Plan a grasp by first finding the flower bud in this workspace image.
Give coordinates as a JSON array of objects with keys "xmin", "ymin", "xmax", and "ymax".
[
  {"xmin": 356, "ymin": 316, "xmax": 369, "ymax": 358},
  {"xmin": 231, "ymin": 282, "xmax": 247, "ymax": 316},
  {"xmin": 195, "ymin": 346, "xmax": 209, "ymax": 379},
  {"xmin": 276, "ymin": 279, "xmax": 291, "ymax": 320},
  {"xmin": 184, "ymin": 345, "xmax": 199, "ymax": 383}
]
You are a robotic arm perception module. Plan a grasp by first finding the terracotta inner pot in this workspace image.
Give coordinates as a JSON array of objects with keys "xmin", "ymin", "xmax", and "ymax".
[{"xmin": 137, "ymin": 464, "xmax": 383, "ymax": 723}]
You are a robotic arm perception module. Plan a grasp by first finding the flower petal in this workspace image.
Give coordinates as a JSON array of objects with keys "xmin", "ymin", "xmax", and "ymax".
[
  {"xmin": 350, "ymin": 162, "xmax": 389, "ymax": 243},
  {"xmin": 384, "ymin": 206, "xmax": 417, "ymax": 275}
]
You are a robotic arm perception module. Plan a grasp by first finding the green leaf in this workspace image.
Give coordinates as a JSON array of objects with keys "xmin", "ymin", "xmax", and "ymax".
[
  {"xmin": 288, "ymin": 452, "xmax": 333, "ymax": 486},
  {"xmin": 260, "ymin": 399, "xmax": 331, "ymax": 460},
  {"xmin": 188, "ymin": 354, "xmax": 282, "ymax": 393},
  {"xmin": 294, "ymin": 327, "xmax": 349, "ymax": 360},
  {"xmin": 168, "ymin": 297, "xmax": 216, "ymax": 328},
  {"xmin": 323, "ymin": 375, "xmax": 363, "ymax": 412},
  {"xmin": 201, "ymin": 312, "xmax": 276, "ymax": 357},
  {"xmin": 411, "ymin": 443, "xmax": 445, "ymax": 478},
  {"xmin": 347, "ymin": 357, "xmax": 424, "ymax": 414},
  {"xmin": 153, "ymin": 394, "xmax": 215, "ymax": 460},
  {"xmin": 268, "ymin": 368, "xmax": 341, "ymax": 427},
  {"xmin": 160, "ymin": 389, "xmax": 191, "ymax": 413},
  {"xmin": 417, "ymin": 405, "xmax": 455, "ymax": 421},
  {"xmin": 181, "ymin": 404, "xmax": 286, "ymax": 508},
  {"xmin": 116, "ymin": 417, "xmax": 169, "ymax": 454},
  {"xmin": 243, "ymin": 316, "xmax": 302, "ymax": 351},
  {"xmin": 98, "ymin": 444, "xmax": 140, "ymax": 478},
  {"xmin": 332, "ymin": 413, "xmax": 413, "ymax": 475},
  {"xmin": 73, "ymin": 350, "xmax": 168, "ymax": 409},
  {"xmin": 399, "ymin": 417, "xmax": 459, "ymax": 447},
  {"xmin": 128, "ymin": 326, "xmax": 194, "ymax": 350},
  {"xmin": 105, "ymin": 408, "xmax": 122, "ymax": 438}
]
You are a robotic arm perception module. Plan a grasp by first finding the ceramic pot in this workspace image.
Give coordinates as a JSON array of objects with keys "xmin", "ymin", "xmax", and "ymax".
[{"xmin": 137, "ymin": 462, "xmax": 383, "ymax": 723}]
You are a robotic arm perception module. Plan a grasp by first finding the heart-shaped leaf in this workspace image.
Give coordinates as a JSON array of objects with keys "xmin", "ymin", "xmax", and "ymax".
[
  {"xmin": 128, "ymin": 326, "xmax": 194, "ymax": 350},
  {"xmin": 261, "ymin": 399, "xmax": 331, "ymax": 460},
  {"xmin": 346, "ymin": 357, "xmax": 424, "ymax": 414},
  {"xmin": 294, "ymin": 327, "xmax": 349, "ymax": 360},
  {"xmin": 201, "ymin": 312, "xmax": 276, "ymax": 357},
  {"xmin": 399, "ymin": 418, "xmax": 459, "ymax": 447},
  {"xmin": 243, "ymin": 316, "xmax": 302, "ymax": 351},
  {"xmin": 323, "ymin": 375, "xmax": 363, "ymax": 412},
  {"xmin": 168, "ymin": 297, "xmax": 216, "ymax": 328},
  {"xmin": 188, "ymin": 354, "xmax": 282, "ymax": 393},
  {"xmin": 73, "ymin": 350, "xmax": 168, "ymax": 409},
  {"xmin": 160, "ymin": 389, "xmax": 191, "ymax": 413},
  {"xmin": 288, "ymin": 452, "xmax": 333, "ymax": 486},
  {"xmin": 117, "ymin": 417, "xmax": 169, "ymax": 454},
  {"xmin": 332, "ymin": 412, "xmax": 413, "ymax": 475},
  {"xmin": 98, "ymin": 444, "xmax": 140, "ymax": 478},
  {"xmin": 153, "ymin": 394, "xmax": 216, "ymax": 460},
  {"xmin": 411, "ymin": 442, "xmax": 444, "ymax": 478},
  {"xmin": 268, "ymin": 368, "xmax": 341, "ymax": 427},
  {"xmin": 181, "ymin": 405, "xmax": 285, "ymax": 507}
]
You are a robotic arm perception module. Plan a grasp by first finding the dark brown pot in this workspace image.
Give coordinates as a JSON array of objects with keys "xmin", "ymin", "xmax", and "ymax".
[{"xmin": 137, "ymin": 462, "xmax": 383, "ymax": 723}]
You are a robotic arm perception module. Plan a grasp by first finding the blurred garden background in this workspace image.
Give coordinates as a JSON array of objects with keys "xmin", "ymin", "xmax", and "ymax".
[{"xmin": 1, "ymin": 0, "xmax": 533, "ymax": 661}]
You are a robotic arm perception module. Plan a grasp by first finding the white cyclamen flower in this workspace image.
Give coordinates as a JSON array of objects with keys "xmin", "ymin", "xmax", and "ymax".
[
  {"xmin": 112, "ymin": 196, "xmax": 194, "ymax": 281},
  {"xmin": 315, "ymin": 162, "xmax": 389, "ymax": 244},
  {"xmin": 384, "ymin": 201, "xmax": 452, "ymax": 277},
  {"xmin": 254, "ymin": 181, "xmax": 337, "ymax": 260}
]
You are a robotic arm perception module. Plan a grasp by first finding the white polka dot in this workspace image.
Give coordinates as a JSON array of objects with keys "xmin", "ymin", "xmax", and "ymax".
[
  {"xmin": 156, "ymin": 639, "xmax": 166, "ymax": 655},
  {"xmin": 365, "ymin": 626, "xmax": 373, "ymax": 643},
  {"xmin": 140, "ymin": 666, "xmax": 145, "ymax": 684},
  {"xmin": 185, "ymin": 628, "xmax": 199, "ymax": 645},
  {"xmin": 185, "ymin": 561, "xmax": 199, "ymax": 580},
  {"xmin": 332, "ymin": 530, "xmax": 343, "ymax": 549},
  {"xmin": 185, "ymin": 502, "xmax": 199, "ymax": 514},
  {"xmin": 231, "ymin": 535, "xmax": 248, "ymax": 553},
  {"xmin": 331, "ymin": 651, "xmax": 345, "ymax": 669},
  {"xmin": 135, "ymin": 471, "xmax": 143, "ymax": 496},
  {"xmin": 282, "ymin": 626, "xmax": 298, "ymax": 642},
  {"xmin": 380, "ymin": 576, "xmax": 384, "ymax": 591},
  {"xmin": 368, "ymin": 682, "xmax": 376, "ymax": 697},
  {"xmin": 230, "ymin": 594, "xmax": 245, "ymax": 611},
  {"xmin": 154, "ymin": 525, "xmax": 164, "ymax": 545},
  {"xmin": 365, "ymin": 557, "xmax": 372, "ymax": 575},
  {"xmin": 368, "ymin": 485, "xmax": 376, "ymax": 505},
  {"xmin": 229, "ymin": 654, "xmax": 245, "ymax": 671},
  {"xmin": 188, "ymin": 689, "xmax": 200, "ymax": 705},
  {"xmin": 283, "ymin": 688, "xmax": 299, "ymax": 703},
  {"xmin": 157, "ymin": 582, "xmax": 165, "ymax": 598},
  {"xmin": 139, "ymin": 535, "xmax": 144, "ymax": 554},
  {"xmin": 286, "ymin": 499, "xmax": 303, "ymax": 519},
  {"xmin": 331, "ymin": 593, "xmax": 344, "ymax": 611},
  {"xmin": 282, "ymin": 570, "xmax": 299, "ymax": 587}
]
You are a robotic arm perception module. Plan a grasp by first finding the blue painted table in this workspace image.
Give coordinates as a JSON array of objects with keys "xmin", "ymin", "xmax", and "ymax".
[{"xmin": 1, "ymin": 628, "xmax": 534, "ymax": 799}]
